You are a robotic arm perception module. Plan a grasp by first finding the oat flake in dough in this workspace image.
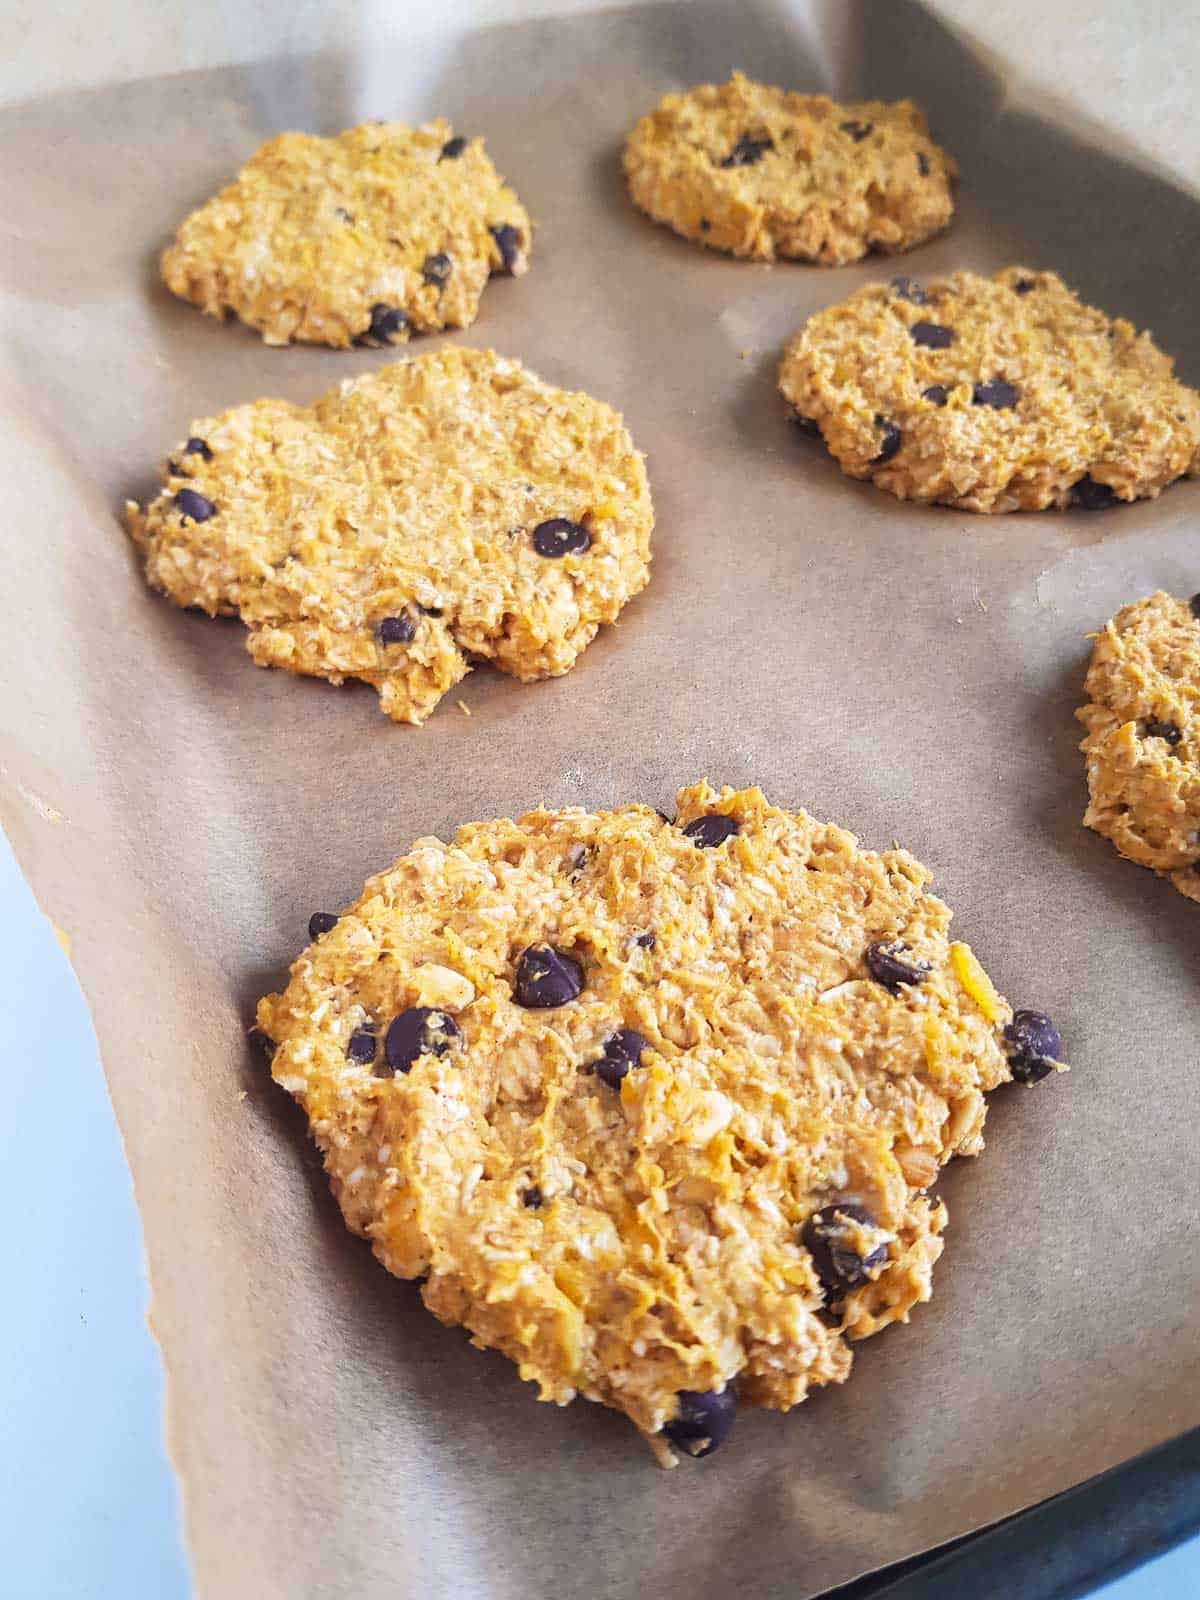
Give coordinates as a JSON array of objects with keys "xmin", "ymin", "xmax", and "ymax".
[
  {"xmin": 258, "ymin": 783, "xmax": 1061, "ymax": 1461},
  {"xmin": 125, "ymin": 347, "xmax": 654, "ymax": 726}
]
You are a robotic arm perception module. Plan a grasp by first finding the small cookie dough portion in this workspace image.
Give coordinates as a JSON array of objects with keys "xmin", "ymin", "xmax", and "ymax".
[
  {"xmin": 779, "ymin": 267, "xmax": 1200, "ymax": 512},
  {"xmin": 161, "ymin": 119, "xmax": 532, "ymax": 346},
  {"xmin": 258, "ymin": 782, "xmax": 1062, "ymax": 1460},
  {"xmin": 622, "ymin": 72, "xmax": 956, "ymax": 264},
  {"xmin": 125, "ymin": 347, "xmax": 653, "ymax": 725},
  {"xmin": 1078, "ymin": 591, "xmax": 1200, "ymax": 901}
]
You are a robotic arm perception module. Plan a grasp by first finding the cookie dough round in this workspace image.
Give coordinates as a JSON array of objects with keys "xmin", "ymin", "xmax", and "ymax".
[
  {"xmin": 161, "ymin": 120, "xmax": 532, "ymax": 347},
  {"xmin": 622, "ymin": 73, "xmax": 956, "ymax": 265},
  {"xmin": 125, "ymin": 347, "xmax": 653, "ymax": 725},
  {"xmin": 1078, "ymin": 591, "xmax": 1200, "ymax": 901},
  {"xmin": 779, "ymin": 267, "xmax": 1200, "ymax": 512},
  {"xmin": 258, "ymin": 782, "xmax": 1061, "ymax": 1460}
]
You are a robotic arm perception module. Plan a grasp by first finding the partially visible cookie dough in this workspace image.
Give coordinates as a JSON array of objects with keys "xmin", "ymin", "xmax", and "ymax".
[
  {"xmin": 161, "ymin": 120, "xmax": 532, "ymax": 346},
  {"xmin": 779, "ymin": 267, "xmax": 1200, "ymax": 512},
  {"xmin": 1078, "ymin": 591, "xmax": 1200, "ymax": 901},
  {"xmin": 125, "ymin": 347, "xmax": 653, "ymax": 725},
  {"xmin": 258, "ymin": 781, "xmax": 1063, "ymax": 1461},
  {"xmin": 622, "ymin": 73, "xmax": 956, "ymax": 264}
]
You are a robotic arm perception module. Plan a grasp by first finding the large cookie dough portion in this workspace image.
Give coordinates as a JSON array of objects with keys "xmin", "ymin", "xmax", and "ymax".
[
  {"xmin": 125, "ymin": 347, "xmax": 653, "ymax": 725},
  {"xmin": 260, "ymin": 782, "xmax": 1021, "ymax": 1450},
  {"xmin": 779, "ymin": 267, "xmax": 1200, "ymax": 513},
  {"xmin": 622, "ymin": 73, "xmax": 956, "ymax": 265},
  {"xmin": 161, "ymin": 120, "xmax": 532, "ymax": 347},
  {"xmin": 1077, "ymin": 592, "xmax": 1200, "ymax": 901}
]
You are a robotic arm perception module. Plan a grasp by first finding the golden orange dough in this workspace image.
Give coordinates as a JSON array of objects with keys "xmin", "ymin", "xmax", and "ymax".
[
  {"xmin": 779, "ymin": 267, "xmax": 1200, "ymax": 512},
  {"xmin": 161, "ymin": 119, "xmax": 531, "ymax": 346},
  {"xmin": 258, "ymin": 782, "xmax": 1055, "ymax": 1462},
  {"xmin": 622, "ymin": 73, "xmax": 955, "ymax": 265},
  {"xmin": 125, "ymin": 348, "xmax": 653, "ymax": 725},
  {"xmin": 1078, "ymin": 591, "xmax": 1200, "ymax": 901}
]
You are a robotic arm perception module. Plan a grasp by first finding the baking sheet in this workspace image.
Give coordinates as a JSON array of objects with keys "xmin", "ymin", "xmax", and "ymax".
[{"xmin": 2, "ymin": 3, "xmax": 1199, "ymax": 1596}]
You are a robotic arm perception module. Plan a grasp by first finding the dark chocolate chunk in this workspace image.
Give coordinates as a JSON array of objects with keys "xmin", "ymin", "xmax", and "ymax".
[
  {"xmin": 183, "ymin": 437, "xmax": 212, "ymax": 460},
  {"xmin": 247, "ymin": 1026, "xmax": 274, "ymax": 1059},
  {"xmin": 532, "ymin": 518, "xmax": 590, "ymax": 558},
  {"xmin": 720, "ymin": 135, "xmax": 773, "ymax": 167},
  {"xmin": 362, "ymin": 303, "xmax": 409, "ymax": 345},
  {"xmin": 792, "ymin": 410, "xmax": 823, "ymax": 438},
  {"xmin": 385, "ymin": 1006, "xmax": 462, "ymax": 1072},
  {"xmin": 347, "ymin": 1029, "xmax": 377, "ymax": 1065},
  {"xmin": 1072, "ymin": 475, "xmax": 1119, "ymax": 511},
  {"xmin": 379, "ymin": 612, "xmax": 417, "ymax": 645},
  {"xmin": 513, "ymin": 945, "xmax": 584, "ymax": 1008},
  {"xmin": 865, "ymin": 940, "xmax": 931, "ymax": 993},
  {"xmin": 890, "ymin": 277, "xmax": 929, "ymax": 306},
  {"xmin": 1144, "ymin": 720, "xmax": 1182, "ymax": 746},
  {"xmin": 1190, "ymin": 594, "xmax": 1200, "ymax": 620},
  {"xmin": 308, "ymin": 911, "xmax": 339, "ymax": 939},
  {"xmin": 634, "ymin": 931, "xmax": 656, "ymax": 950},
  {"xmin": 803, "ymin": 1202, "xmax": 889, "ymax": 1292},
  {"xmin": 922, "ymin": 384, "xmax": 948, "ymax": 407},
  {"xmin": 439, "ymin": 136, "xmax": 468, "ymax": 160},
  {"xmin": 682, "ymin": 814, "xmax": 739, "ymax": 849},
  {"xmin": 593, "ymin": 1028, "xmax": 648, "ymax": 1091},
  {"xmin": 1003, "ymin": 1008, "xmax": 1061, "ymax": 1085},
  {"xmin": 840, "ymin": 120, "xmax": 873, "ymax": 142},
  {"xmin": 917, "ymin": 151, "xmax": 931, "ymax": 176},
  {"xmin": 522, "ymin": 1186, "xmax": 544, "ymax": 1209},
  {"xmin": 973, "ymin": 379, "xmax": 1019, "ymax": 409},
  {"xmin": 872, "ymin": 418, "xmax": 902, "ymax": 464},
  {"xmin": 663, "ymin": 1387, "xmax": 736, "ymax": 1459},
  {"xmin": 490, "ymin": 224, "xmax": 522, "ymax": 272},
  {"xmin": 422, "ymin": 251, "xmax": 452, "ymax": 287},
  {"xmin": 173, "ymin": 488, "xmax": 216, "ymax": 523},
  {"xmin": 1013, "ymin": 277, "xmax": 1036, "ymax": 295},
  {"xmin": 910, "ymin": 321, "xmax": 955, "ymax": 349}
]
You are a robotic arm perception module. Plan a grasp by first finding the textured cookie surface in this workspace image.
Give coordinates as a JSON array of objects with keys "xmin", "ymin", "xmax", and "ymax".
[
  {"xmin": 1078, "ymin": 591, "xmax": 1200, "ymax": 901},
  {"xmin": 622, "ymin": 73, "xmax": 955, "ymax": 265},
  {"xmin": 258, "ymin": 782, "xmax": 1055, "ymax": 1460},
  {"xmin": 779, "ymin": 267, "xmax": 1200, "ymax": 512},
  {"xmin": 161, "ymin": 120, "xmax": 531, "ymax": 347},
  {"xmin": 125, "ymin": 348, "xmax": 653, "ymax": 725}
]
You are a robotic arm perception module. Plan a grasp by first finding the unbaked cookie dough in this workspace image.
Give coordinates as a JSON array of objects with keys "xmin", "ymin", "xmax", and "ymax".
[
  {"xmin": 125, "ymin": 347, "xmax": 653, "ymax": 725},
  {"xmin": 622, "ymin": 73, "xmax": 956, "ymax": 265},
  {"xmin": 1078, "ymin": 591, "xmax": 1200, "ymax": 901},
  {"xmin": 161, "ymin": 119, "xmax": 532, "ymax": 346},
  {"xmin": 779, "ymin": 267, "xmax": 1200, "ymax": 512},
  {"xmin": 257, "ymin": 782, "xmax": 1063, "ymax": 1462}
]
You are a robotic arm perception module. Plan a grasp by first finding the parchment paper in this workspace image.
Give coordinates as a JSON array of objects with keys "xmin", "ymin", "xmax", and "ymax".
[{"xmin": 3, "ymin": 4, "xmax": 1199, "ymax": 1596}]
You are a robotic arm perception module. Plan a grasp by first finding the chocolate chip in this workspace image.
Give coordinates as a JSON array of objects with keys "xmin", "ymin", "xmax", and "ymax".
[
  {"xmin": 1072, "ymin": 475, "xmax": 1118, "ymax": 511},
  {"xmin": 792, "ymin": 410, "xmax": 823, "ymax": 438},
  {"xmin": 490, "ymin": 224, "xmax": 522, "ymax": 272},
  {"xmin": 634, "ymin": 931, "xmax": 656, "ymax": 950},
  {"xmin": 384, "ymin": 1006, "xmax": 462, "ymax": 1072},
  {"xmin": 513, "ymin": 945, "xmax": 584, "ymax": 1008},
  {"xmin": 865, "ymin": 940, "xmax": 931, "ymax": 993},
  {"xmin": 347, "ymin": 1028, "xmax": 377, "ymax": 1065},
  {"xmin": 522, "ymin": 1185, "xmax": 543, "ymax": 1209},
  {"xmin": 840, "ymin": 120, "xmax": 873, "ymax": 142},
  {"xmin": 1014, "ymin": 277, "xmax": 1036, "ymax": 295},
  {"xmin": 890, "ymin": 277, "xmax": 929, "ymax": 306},
  {"xmin": 872, "ymin": 418, "xmax": 902, "ymax": 464},
  {"xmin": 803, "ymin": 1202, "xmax": 889, "ymax": 1292},
  {"xmin": 361, "ymin": 303, "xmax": 409, "ymax": 345},
  {"xmin": 593, "ymin": 1028, "xmax": 648, "ymax": 1091},
  {"xmin": 663, "ymin": 1387, "xmax": 736, "ymax": 1459},
  {"xmin": 911, "ymin": 321, "xmax": 955, "ymax": 349},
  {"xmin": 1190, "ymin": 594, "xmax": 1200, "ymax": 620},
  {"xmin": 532, "ymin": 518, "xmax": 590, "ymax": 558},
  {"xmin": 1144, "ymin": 720, "xmax": 1182, "ymax": 746},
  {"xmin": 699, "ymin": 218, "xmax": 712, "ymax": 232},
  {"xmin": 682, "ymin": 814, "xmax": 739, "ymax": 849},
  {"xmin": 308, "ymin": 911, "xmax": 339, "ymax": 939},
  {"xmin": 922, "ymin": 384, "xmax": 949, "ymax": 407},
  {"xmin": 173, "ymin": 488, "xmax": 216, "ymax": 522},
  {"xmin": 720, "ymin": 135, "xmax": 773, "ymax": 167},
  {"xmin": 247, "ymin": 1026, "xmax": 274, "ymax": 1059},
  {"xmin": 439, "ymin": 136, "xmax": 468, "ymax": 160},
  {"xmin": 184, "ymin": 436, "xmax": 212, "ymax": 459},
  {"xmin": 1003, "ymin": 1009, "xmax": 1061, "ymax": 1085},
  {"xmin": 422, "ymin": 251, "xmax": 452, "ymax": 286},
  {"xmin": 379, "ymin": 612, "xmax": 417, "ymax": 645},
  {"xmin": 917, "ymin": 152, "xmax": 931, "ymax": 176},
  {"xmin": 973, "ymin": 379, "xmax": 1019, "ymax": 409}
]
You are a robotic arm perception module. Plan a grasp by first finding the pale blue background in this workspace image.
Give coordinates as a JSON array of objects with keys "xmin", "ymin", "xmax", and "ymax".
[{"xmin": 0, "ymin": 828, "xmax": 1193, "ymax": 1599}]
